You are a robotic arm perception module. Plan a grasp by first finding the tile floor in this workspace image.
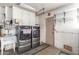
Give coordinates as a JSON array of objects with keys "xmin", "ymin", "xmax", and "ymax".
[
  {"xmin": 0, "ymin": 44, "xmax": 68, "ymax": 55},
  {"xmin": 35, "ymin": 47, "xmax": 61, "ymax": 55}
]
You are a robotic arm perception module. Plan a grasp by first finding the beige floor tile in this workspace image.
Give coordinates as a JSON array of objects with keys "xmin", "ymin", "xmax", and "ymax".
[{"xmin": 35, "ymin": 47, "xmax": 60, "ymax": 55}]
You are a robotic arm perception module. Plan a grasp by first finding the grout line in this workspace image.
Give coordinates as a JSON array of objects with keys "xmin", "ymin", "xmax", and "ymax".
[{"xmin": 33, "ymin": 45, "xmax": 49, "ymax": 55}]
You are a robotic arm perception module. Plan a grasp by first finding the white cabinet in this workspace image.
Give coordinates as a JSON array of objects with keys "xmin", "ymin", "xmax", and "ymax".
[
  {"xmin": 22, "ymin": 10, "xmax": 30, "ymax": 25},
  {"xmin": 21, "ymin": 9, "xmax": 36, "ymax": 26},
  {"xmin": 5, "ymin": 6, "xmax": 13, "ymax": 21},
  {"xmin": 13, "ymin": 6, "xmax": 23, "ymax": 25},
  {"xmin": 0, "ymin": 6, "xmax": 5, "ymax": 25},
  {"xmin": 30, "ymin": 12, "xmax": 36, "ymax": 26},
  {"xmin": 35, "ymin": 16, "xmax": 39, "ymax": 25},
  {"xmin": 13, "ymin": 6, "xmax": 38, "ymax": 26}
]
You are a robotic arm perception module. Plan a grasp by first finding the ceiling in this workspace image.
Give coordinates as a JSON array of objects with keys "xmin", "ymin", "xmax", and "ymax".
[
  {"xmin": 0, "ymin": 3, "xmax": 16, "ymax": 6},
  {"xmin": 26, "ymin": 3, "xmax": 70, "ymax": 12},
  {"xmin": 0, "ymin": 3, "xmax": 71, "ymax": 13}
]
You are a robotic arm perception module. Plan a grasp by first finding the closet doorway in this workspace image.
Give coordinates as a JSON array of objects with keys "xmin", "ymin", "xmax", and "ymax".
[{"xmin": 46, "ymin": 17, "xmax": 55, "ymax": 47}]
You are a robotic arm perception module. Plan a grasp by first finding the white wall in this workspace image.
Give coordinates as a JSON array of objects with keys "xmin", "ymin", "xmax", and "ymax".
[
  {"xmin": 51, "ymin": 4, "xmax": 79, "ymax": 55},
  {"xmin": 38, "ymin": 3, "xmax": 79, "ymax": 54},
  {"xmin": 39, "ymin": 14, "xmax": 46, "ymax": 43},
  {"xmin": 13, "ymin": 6, "xmax": 39, "ymax": 26}
]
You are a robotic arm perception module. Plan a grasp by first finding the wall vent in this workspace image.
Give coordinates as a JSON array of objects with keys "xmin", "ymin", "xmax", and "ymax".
[{"xmin": 64, "ymin": 45, "xmax": 72, "ymax": 52}]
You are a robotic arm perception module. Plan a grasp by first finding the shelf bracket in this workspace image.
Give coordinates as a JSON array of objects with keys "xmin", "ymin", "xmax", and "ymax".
[
  {"xmin": 54, "ymin": 14, "xmax": 56, "ymax": 24},
  {"xmin": 64, "ymin": 12, "xmax": 66, "ymax": 23}
]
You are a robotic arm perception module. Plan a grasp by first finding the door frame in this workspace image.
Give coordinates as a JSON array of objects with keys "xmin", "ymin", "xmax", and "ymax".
[{"xmin": 46, "ymin": 16, "xmax": 55, "ymax": 47}]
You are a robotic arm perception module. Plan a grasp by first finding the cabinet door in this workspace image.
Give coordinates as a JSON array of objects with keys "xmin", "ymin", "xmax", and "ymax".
[
  {"xmin": 22, "ymin": 10, "xmax": 30, "ymax": 25},
  {"xmin": 0, "ymin": 7, "xmax": 5, "ymax": 24},
  {"xmin": 13, "ymin": 7, "xmax": 23, "ymax": 25},
  {"xmin": 5, "ymin": 6, "xmax": 13, "ymax": 21},
  {"xmin": 22, "ymin": 10, "xmax": 36, "ymax": 26},
  {"xmin": 13, "ymin": 6, "xmax": 37, "ymax": 26},
  {"xmin": 30, "ymin": 12, "xmax": 36, "ymax": 26},
  {"xmin": 35, "ymin": 16, "xmax": 39, "ymax": 25}
]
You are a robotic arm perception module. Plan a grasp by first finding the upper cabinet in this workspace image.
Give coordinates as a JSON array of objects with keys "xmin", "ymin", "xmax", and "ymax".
[
  {"xmin": 13, "ymin": 6, "xmax": 23, "ymax": 25},
  {"xmin": 21, "ymin": 9, "xmax": 30, "ymax": 25},
  {"xmin": 13, "ymin": 6, "xmax": 38, "ymax": 26},
  {"xmin": 30, "ymin": 12, "xmax": 36, "ymax": 26},
  {"xmin": 0, "ymin": 6, "xmax": 5, "ymax": 25},
  {"xmin": 35, "ymin": 16, "xmax": 39, "ymax": 25},
  {"xmin": 5, "ymin": 6, "xmax": 13, "ymax": 21}
]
